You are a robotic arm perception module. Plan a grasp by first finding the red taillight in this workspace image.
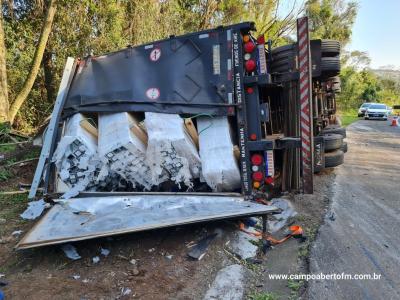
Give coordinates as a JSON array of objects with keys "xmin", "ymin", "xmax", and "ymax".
[
  {"xmin": 245, "ymin": 59, "xmax": 256, "ymax": 72},
  {"xmin": 257, "ymin": 35, "xmax": 265, "ymax": 44},
  {"xmin": 246, "ymin": 87, "xmax": 254, "ymax": 94},
  {"xmin": 244, "ymin": 42, "xmax": 255, "ymax": 53},
  {"xmin": 251, "ymin": 154, "xmax": 263, "ymax": 165},
  {"xmin": 265, "ymin": 176, "xmax": 274, "ymax": 185},
  {"xmin": 249, "ymin": 133, "xmax": 257, "ymax": 140},
  {"xmin": 252, "ymin": 171, "xmax": 263, "ymax": 182}
]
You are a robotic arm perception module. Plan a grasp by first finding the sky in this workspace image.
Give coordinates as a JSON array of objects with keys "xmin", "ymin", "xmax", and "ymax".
[{"xmin": 347, "ymin": 0, "xmax": 400, "ymax": 69}]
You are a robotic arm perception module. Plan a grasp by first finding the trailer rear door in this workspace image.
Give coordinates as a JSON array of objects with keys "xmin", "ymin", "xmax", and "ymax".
[{"xmin": 17, "ymin": 194, "xmax": 277, "ymax": 249}]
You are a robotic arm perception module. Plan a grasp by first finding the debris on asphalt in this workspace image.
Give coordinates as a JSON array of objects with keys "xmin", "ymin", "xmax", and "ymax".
[
  {"xmin": 187, "ymin": 233, "xmax": 218, "ymax": 261},
  {"xmin": 100, "ymin": 247, "xmax": 110, "ymax": 257},
  {"xmin": 165, "ymin": 254, "xmax": 173, "ymax": 260},
  {"xmin": 268, "ymin": 198, "xmax": 298, "ymax": 233},
  {"xmin": 92, "ymin": 256, "xmax": 100, "ymax": 264},
  {"xmin": 328, "ymin": 211, "xmax": 336, "ymax": 221},
  {"xmin": 20, "ymin": 199, "xmax": 49, "ymax": 220},
  {"xmin": 0, "ymin": 274, "xmax": 4, "ymax": 278},
  {"xmin": 72, "ymin": 275, "xmax": 81, "ymax": 280},
  {"xmin": 148, "ymin": 248, "xmax": 155, "ymax": 253},
  {"xmin": 60, "ymin": 244, "xmax": 81, "ymax": 260},
  {"xmin": 129, "ymin": 259, "xmax": 137, "ymax": 265}
]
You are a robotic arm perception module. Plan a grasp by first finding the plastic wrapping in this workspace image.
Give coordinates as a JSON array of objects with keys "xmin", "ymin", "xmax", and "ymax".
[
  {"xmin": 145, "ymin": 112, "xmax": 201, "ymax": 187},
  {"xmin": 52, "ymin": 113, "xmax": 101, "ymax": 199},
  {"xmin": 98, "ymin": 112, "xmax": 153, "ymax": 190},
  {"xmin": 197, "ymin": 116, "xmax": 241, "ymax": 192}
]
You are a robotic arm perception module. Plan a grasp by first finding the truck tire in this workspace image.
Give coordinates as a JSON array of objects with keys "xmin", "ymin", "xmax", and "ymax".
[
  {"xmin": 325, "ymin": 150, "xmax": 344, "ymax": 168},
  {"xmin": 321, "ymin": 57, "xmax": 340, "ymax": 76},
  {"xmin": 341, "ymin": 141, "xmax": 348, "ymax": 153},
  {"xmin": 323, "ymin": 133, "xmax": 343, "ymax": 151},
  {"xmin": 322, "ymin": 125, "xmax": 346, "ymax": 138},
  {"xmin": 321, "ymin": 40, "xmax": 340, "ymax": 56}
]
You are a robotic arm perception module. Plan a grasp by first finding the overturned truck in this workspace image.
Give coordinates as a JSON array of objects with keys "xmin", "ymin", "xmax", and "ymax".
[{"xmin": 19, "ymin": 17, "xmax": 346, "ymax": 249}]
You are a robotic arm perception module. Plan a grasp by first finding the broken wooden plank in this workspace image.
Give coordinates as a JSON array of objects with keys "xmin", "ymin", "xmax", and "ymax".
[
  {"xmin": 184, "ymin": 118, "xmax": 199, "ymax": 149},
  {"xmin": 80, "ymin": 118, "xmax": 98, "ymax": 138}
]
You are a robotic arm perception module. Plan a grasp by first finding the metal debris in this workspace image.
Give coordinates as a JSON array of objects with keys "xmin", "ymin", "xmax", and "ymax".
[
  {"xmin": 11, "ymin": 230, "xmax": 23, "ymax": 237},
  {"xmin": 20, "ymin": 199, "xmax": 49, "ymax": 220},
  {"xmin": 72, "ymin": 275, "xmax": 80, "ymax": 280},
  {"xmin": 61, "ymin": 244, "xmax": 81, "ymax": 260},
  {"xmin": 268, "ymin": 198, "xmax": 298, "ymax": 233},
  {"xmin": 92, "ymin": 256, "xmax": 100, "ymax": 264},
  {"xmin": 100, "ymin": 247, "xmax": 110, "ymax": 257}
]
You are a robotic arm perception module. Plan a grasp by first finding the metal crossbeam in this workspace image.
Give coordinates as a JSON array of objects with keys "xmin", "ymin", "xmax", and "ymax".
[{"xmin": 29, "ymin": 57, "xmax": 77, "ymax": 199}]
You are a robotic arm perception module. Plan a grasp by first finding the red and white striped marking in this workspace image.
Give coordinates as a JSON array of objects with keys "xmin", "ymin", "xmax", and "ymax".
[{"xmin": 297, "ymin": 17, "xmax": 314, "ymax": 193}]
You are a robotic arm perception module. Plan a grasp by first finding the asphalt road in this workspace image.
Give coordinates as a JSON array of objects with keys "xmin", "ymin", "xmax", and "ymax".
[{"xmin": 309, "ymin": 119, "xmax": 400, "ymax": 300}]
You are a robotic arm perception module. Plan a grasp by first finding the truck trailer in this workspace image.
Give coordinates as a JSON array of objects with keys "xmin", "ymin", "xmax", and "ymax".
[{"xmin": 18, "ymin": 17, "xmax": 346, "ymax": 249}]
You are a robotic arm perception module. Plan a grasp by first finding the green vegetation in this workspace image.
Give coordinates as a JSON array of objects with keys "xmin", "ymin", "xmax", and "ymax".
[
  {"xmin": 340, "ymin": 114, "xmax": 359, "ymax": 127},
  {"xmin": 249, "ymin": 291, "xmax": 280, "ymax": 300},
  {"xmin": 0, "ymin": 168, "xmax": 11, "ymax": 181},
  {"xmin": 0, "ymin": 143, "xmax": 16, "ymax": 152}
]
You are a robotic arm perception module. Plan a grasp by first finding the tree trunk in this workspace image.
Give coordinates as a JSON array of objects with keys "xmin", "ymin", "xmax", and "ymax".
[
  {"xmin": 0, "ymin": 0, "xmax": 9, "ymax": 124},
  {"xmin": 8, "ymin": 0, "xmax": 57, "ymax": 124},
  {"xmin": 43, "ymin": 49, "xmax": 56, "ymax": 103}
]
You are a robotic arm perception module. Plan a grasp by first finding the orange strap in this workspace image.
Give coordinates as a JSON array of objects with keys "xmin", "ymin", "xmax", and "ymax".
[{"xmin": 239, "ymin": 222, "xmax": 303, "ymax": 245}]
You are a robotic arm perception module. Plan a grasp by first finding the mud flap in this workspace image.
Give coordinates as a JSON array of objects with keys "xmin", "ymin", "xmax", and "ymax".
[{"xmin": 17, "ymin": 194, "xmax": 278, "ymax": 249}]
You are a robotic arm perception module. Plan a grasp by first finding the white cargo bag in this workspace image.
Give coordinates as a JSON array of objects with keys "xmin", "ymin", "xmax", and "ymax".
[
  {"xmin": 145, "ymin": 112, "xmax": 201, "ymax": 187},
  {"xmin": 98, "ymin": 112, "xmax": 153, "ymax": 190},
  {"xmin": 52, "ymin": 113, "xmax": 101, "ymax": 199},
  {"xmin": 197, "ymin": 116, "xmax": 241, "ymax": 192}
]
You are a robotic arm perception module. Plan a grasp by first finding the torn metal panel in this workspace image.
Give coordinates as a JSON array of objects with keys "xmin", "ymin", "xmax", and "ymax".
[{"xmin": 17, "ymin": 195, "xmax": 277, "ymax": 249}]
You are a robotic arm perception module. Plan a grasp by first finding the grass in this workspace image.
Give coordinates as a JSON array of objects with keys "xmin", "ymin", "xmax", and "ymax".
[
  {"xmin": 0, "ymin": 169, "xmax": 12, "ymax": 181},
  {"xmin": 249, "ymin": 292, "xmax": 280, "ymax": 300},
  {"xmin": 0, "ymin": 143, "xmax": 17, "ymax": 153},
  {"xmin": 339, "ymin": 109, "xmax": 360, "ymax": 127}
]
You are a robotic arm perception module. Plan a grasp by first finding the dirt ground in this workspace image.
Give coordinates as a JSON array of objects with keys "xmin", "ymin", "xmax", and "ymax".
[{"xmin": 1, "ymin": 144, "xmax": 335, "ymax": 300}]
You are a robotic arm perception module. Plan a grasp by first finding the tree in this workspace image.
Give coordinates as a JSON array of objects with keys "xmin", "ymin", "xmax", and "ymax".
[
  {"xmin": 0, "ymin": 0, "xmax": 8, "ymax": 123},
  {"xmin": 306, "ymin": 0, "xmax": 357, "ymax": 46},
  {"xmin": 8, "ymin": 0, "xmax": 57, "ymax": 124}
]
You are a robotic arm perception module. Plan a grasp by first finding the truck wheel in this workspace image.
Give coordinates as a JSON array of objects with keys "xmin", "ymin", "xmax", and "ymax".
[
  {"xmin": 341, "ymin": 141, "xmax": 348, "ymax": 153},
  {"xmin": 323, "ymin": 133, "xmax": 343, "ymax": 151},
  {"xmin": 321, "ymin": 40, "xmax": 340, "ymax": 56},
  {"xmin": 322, "ymin": 125, "xmax": 346, "ymax": 138},
  {"xmin": 325, "ymin": 150, "xmax": 344, "ymax": 168},
  {"xmin": 321, "ymin": 57, "xmax": 340, "ymax": 76}
]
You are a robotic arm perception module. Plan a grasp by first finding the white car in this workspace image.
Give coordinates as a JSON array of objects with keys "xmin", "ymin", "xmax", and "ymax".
[
  {"xmin": 364, "ymin": 103, "xmax": 389, "ymax": 120},
  {"xmin": 358, "ymin": 103, "xmax": 372, "ymax": 117}
]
